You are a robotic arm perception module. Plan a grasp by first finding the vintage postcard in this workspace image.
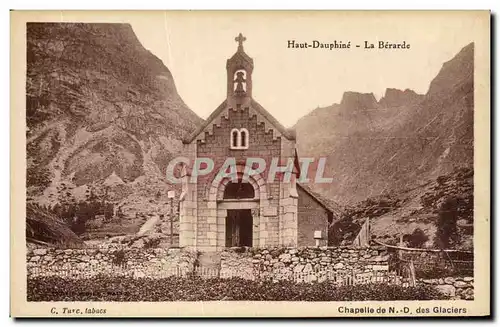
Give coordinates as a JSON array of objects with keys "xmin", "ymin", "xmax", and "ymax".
[{"xmin": 10, "ymin": 10, "xmax": 490, "ymax": 317}]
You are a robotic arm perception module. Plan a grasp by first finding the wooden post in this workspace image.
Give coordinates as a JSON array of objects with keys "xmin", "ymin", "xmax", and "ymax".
[
  {"xmin": 398, "ymin": 234, "xmax": 404, "ymax": 260},
  {"xmin": 409, "ymin": 258, "xmax": 416, "ymax": 287},
  {"xmin": 167, "ymin": 190, "xmax": 175, "ymax": 246},
  {"xmin": 170, "ymin": 197, "xmax": 173, "ymax": 246}
]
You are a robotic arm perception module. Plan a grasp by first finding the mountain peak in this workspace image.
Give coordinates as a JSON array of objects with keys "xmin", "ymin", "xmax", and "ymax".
[
  {"xmin": 427, "ymin": 42, "xmax": 474, "ymax": 97},
  {"xmin": 295, "ymin": 42, "xmax": 473, "ymax": 206},
  {"xmin": 340, "ymin": 91, "xmax": 378, "ymax": 110},
  {"xmin": 379, "ymin": 88, "xmax": 424, "ymax": 108},
  {"xmin": 27, "ymin": 23, "xmax": 202, "ymax": 198}
]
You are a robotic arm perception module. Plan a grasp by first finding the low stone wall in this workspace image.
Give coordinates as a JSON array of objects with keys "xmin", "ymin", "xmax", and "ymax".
[
  {"xmin": 220, "ymin": 246, "xmax": 391, "ymax": 282},
  {"xmin": 27, "ymin": 248, "xmax": 198, "ymax": 278},
  {"xmin": 26, "ymin": 246, "xmax": 474, "ymax": 300},
  {"xmin": 219, "ymin": 250, "xmax": 255, "ymax": 279},
  {"xmin": 420, "ymin": 276, "xmax": 474, "ymax": 300}
]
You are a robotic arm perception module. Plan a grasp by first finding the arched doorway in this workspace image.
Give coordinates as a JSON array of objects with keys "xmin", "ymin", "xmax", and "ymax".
[
  {"xmin": 206, "ymin": 168, "xmax": 269, "ymax": 250},
  {"xmin": 223, "ymin": 179, "xmax": 255, "ymax": 247}
]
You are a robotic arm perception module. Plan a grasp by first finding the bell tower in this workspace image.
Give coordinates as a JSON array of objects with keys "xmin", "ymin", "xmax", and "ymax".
[{"xmin": 226, "ymin": 33, "xmax": 254, "ymax": 107}]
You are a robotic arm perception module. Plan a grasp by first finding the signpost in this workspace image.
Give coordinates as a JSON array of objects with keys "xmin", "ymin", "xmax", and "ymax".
[
  {"xmin": 313, "ymin": 230, "xmax": 322, "ymax": 247},
  {"xmin": 167, "ymin": 190, "xmax": 175, "ymax": 246}
]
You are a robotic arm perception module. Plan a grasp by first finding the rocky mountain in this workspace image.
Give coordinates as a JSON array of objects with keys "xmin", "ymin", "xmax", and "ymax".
[
  {"xmin": 26, "ymin": 23, "xmax": 202, "ymax": 238},
  {"xmin": 378, "ymin": 88, "xmax": 424, "ymax": 108},
  {"xmin": 296, "ymin": 43, "xmax": 474, "ymax": 248},
  {"xmin": 295, "ymin": 43, "xmax": 474, "ymax": 206}
]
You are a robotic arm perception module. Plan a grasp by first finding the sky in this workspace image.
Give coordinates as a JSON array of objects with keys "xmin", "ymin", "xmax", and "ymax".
[{"xmin": 128, "ymin": 11, "xmax": 484, "ymax": 127}]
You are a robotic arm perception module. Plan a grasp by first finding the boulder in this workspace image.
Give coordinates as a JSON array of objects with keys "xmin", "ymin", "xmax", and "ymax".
[
  {"xmin": 333, "ymin": 263, "xmax": 344, "ymax": 269},
  {"xmin": 30, "ymin": 256, "xmax": 40, "ymax": 262},
  {"xmin": 133, "ymin": 271, "xmax": 146, "ymax": 278},
  {"xmin": 33, "ymin": 248, "xmax": 47, "ymax": 256},
  {"xmin": 435, "ymin": 285, "xmax": 456, "ymax": 297},
  {"xmin": 463, "ymin": 277, "xmax": 473, "ymax": 282},
  {"xmin": 280, "ymin": 253, "xmax": 292, "ymax": 263},
  {"xmin": 131, "ymin": 239, "xmax": 145, "ymax": 248},
  {"xmin": 444, "ymin": 277, "xmax": 455, "ymax": 284},
  {"xmin": 454, "ymin": 281, "xmax": 468, "ymax": 288}
]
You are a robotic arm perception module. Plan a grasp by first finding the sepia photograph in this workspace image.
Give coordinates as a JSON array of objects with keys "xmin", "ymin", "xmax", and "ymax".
[{"xmin": 10, "ymin": 10, "xmax": 490, "ymax": 317}]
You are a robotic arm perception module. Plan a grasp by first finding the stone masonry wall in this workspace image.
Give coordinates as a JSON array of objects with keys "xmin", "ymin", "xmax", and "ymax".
[
  {"xmin": 27, "ymin": 246, "xmax": 474, "ymax": 300},
  {"xmin": 297, "ymin": 186, "xmax": 329, "ymax": 247},
  {"xmin": 220, "ymin": 246, "xmax": 390, "ymax": 282},
  {"xmin": 419, "ymin": 276, "xmax": 474, "ymax": 300},
  {"xmin": 27, "ymin": 247, "xmax": 197, "ymax": 279},
  {"xmin": 196, "ymin": 107, "xmax": 283, "ymax": 248}
]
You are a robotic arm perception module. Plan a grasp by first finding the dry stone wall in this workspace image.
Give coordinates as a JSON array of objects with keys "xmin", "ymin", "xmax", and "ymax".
[
  {"xmin": 220, "ymin": 246, "xmax": 391, "ymax": 282},
  {"xmin": 26, "ymin": 245, "xmax": 474, "ymax": 300},
  {"xmin": 420, "ymin": 276, "xmax": 474, "ymax": 300},
  {"xmin": 27, "ymin": 247, "xmax": 197, "ymax": 279}
]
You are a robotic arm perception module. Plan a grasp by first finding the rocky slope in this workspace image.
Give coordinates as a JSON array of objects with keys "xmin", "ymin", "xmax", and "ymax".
[
  {"xmin": 26, "ymin": 23, "xmax": 202, "ymax": 238},
  {"xmin": 329, "ymin": 167, "xmax": 473, "ymax": 250},
  {"xmin": 295, "ymin": 43, "xmax": 474, "ymax": 206},
  {"xmin": 296, "ymin": 43, "xmax": 474, "ymax": 248}
]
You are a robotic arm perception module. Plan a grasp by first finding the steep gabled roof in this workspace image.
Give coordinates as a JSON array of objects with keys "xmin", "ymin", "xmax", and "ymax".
[
  {"xmin": 182, "ymin": 100, "xmax": 228, "ymax": 144},
  {"xmin": 250, "ymin": 99, "xmax": 296, "ymax": 140},
  {"xmin": 297, "ymin": 183, "xmax": 343, "ymax": 218},
  {"xmin": 182, "ymin": 98, "xmax": 296, "ymax": 144}
]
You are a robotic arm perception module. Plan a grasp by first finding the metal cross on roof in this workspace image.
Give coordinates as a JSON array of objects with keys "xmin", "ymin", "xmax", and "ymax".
[{"xmin": 235, "ymin": 33, "xmax": 246, "ymax": 50}]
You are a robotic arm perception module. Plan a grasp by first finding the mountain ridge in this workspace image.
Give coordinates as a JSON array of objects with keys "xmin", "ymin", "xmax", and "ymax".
[
  {"xmin": 26, "ymin": 23, "xmax": 203, "ymax": 238},
  {"xmin": 295, "ymin": 42, "xmax": 474, "ymax": 205}
]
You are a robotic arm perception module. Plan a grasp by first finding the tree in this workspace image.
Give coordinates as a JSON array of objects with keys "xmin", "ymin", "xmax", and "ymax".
[
  {"xmin": 434, "ymin": 196, "xmax": 460, "ymax": 249},
  {"xmin": 405, "ymin": 228, "xmax": 429, "ymax": 248},
  {"xmin": 328, "ymin": 214, "xmax": 361, "ymax": 246}
]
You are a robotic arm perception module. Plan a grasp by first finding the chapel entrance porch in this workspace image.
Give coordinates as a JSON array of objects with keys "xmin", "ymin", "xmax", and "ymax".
[{"xmin": 225, "ymin": 209, "xmax": 253, "ymax": 247}]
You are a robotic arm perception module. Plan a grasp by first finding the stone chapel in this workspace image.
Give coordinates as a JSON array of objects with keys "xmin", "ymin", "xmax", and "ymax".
[{"xmin": 178, "ymin": 34, "xmax": 339, "ymax": 251}]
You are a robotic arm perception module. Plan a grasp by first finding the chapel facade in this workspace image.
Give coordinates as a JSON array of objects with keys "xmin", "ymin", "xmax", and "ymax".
[{"xmin": 178, "ymin": 34, "xmax": 338, "ymax": 251}]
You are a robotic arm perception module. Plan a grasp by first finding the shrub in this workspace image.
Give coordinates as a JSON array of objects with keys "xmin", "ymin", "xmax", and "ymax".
[
  {"xmin": 143, "ymin": 237, "xmax": 161, "ymax": 249},
  {"xmin": 328, "ymin": 216, "xmax": 360, "ymax": 246},
  {"xmin": 112, "ymin": 249, "xmax": 126, "ymax": 266},
  {"xmin": 50, "ymin": 182, "xmax": 115, "ymax": 235},
  {"xmin": 415, "ymin": 266, "xmax": 455, "ymax": 279},
  {"xmin": 404, "ymin": 228, "xmax": 429, "ymax": 248},
  {"xmin": 27, "ymin": 276, "xmax": 447, "ymax": 302}
]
